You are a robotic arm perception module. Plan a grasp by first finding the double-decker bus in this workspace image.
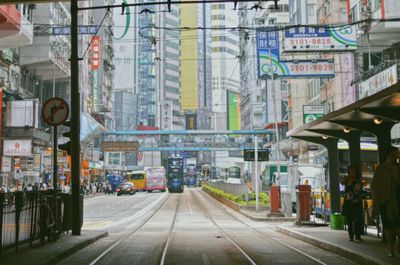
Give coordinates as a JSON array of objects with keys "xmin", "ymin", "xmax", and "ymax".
[
  {"xmin": 167, "ymin": 156, "xmax": 184, "ymax": 193},
  {"xmin": 146, "ymin": 167, "xmax": 167, "ymax": 192},
  {"xmin": 127, "ymin": 170, "xmax": 147, "ymax": 191}
]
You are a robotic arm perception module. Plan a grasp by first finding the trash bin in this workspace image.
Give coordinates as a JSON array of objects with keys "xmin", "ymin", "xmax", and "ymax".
[{"xmin": 330, "ymin": 213, "xmax": 345, "ymax": 230}]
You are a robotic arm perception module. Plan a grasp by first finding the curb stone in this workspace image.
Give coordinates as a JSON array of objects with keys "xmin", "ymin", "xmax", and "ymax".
[
  {"xmin": 43, "ymin": 231, "xmax": 109, "ymax": 265},
  {"xmin": 277, "ymin": 226, "xmax": 382, "ymax": 265}
]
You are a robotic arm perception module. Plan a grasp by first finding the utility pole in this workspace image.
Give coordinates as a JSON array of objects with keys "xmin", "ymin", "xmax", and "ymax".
[
  {"xmin": 255, "ymin": 135, "xmax": 259, "ymax": 211},
  {"xmin": 71, "ymin": 0, "xmax": 81, "ymax": 236}
]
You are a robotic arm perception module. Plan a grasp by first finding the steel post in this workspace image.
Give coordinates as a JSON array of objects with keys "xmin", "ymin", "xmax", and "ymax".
[{"xmin": 71, "ymin": 0, "xmax": 81, "ymax": 235}]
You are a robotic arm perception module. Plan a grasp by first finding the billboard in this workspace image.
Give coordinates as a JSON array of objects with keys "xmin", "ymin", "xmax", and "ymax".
[
  {"xmin": 227, "ymin": 91, "xmax": 241, "ymax": 130},
  {"xmin": 256, "ymin": 28, "xmax": 335, "ymax": 79},
  {"xmin": 283, "ymin": 26, "xmax": 357, "ymax": 52}
]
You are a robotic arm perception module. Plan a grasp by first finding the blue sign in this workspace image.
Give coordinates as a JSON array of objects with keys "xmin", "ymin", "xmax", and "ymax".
[
  {"xmin": 256, "ymin": 28, "xmax": 335, "ymax": 79},
  {"xmin": 52, "ymin": 26, "xmax": 98, "ymax": 35}
]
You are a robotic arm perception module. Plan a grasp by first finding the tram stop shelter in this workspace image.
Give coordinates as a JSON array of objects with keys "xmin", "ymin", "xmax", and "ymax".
[{"xmin": 286, "ymin": 82, "xmax": 400, "ymax": 214}]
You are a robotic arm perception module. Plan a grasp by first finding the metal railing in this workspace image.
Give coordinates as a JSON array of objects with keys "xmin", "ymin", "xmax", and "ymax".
[{"xmin": 0, "ymin": 190, "xmax": 78, "ymax": 253}]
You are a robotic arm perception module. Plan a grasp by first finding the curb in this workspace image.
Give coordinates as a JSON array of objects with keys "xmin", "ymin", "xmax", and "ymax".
[
  {"xmin": 202, "ymin": 188, "xmax": 295, "ymax": 222},
  {"xmin": 277, "ymin": 226, "xmax": 382, "ymax": 265},
  {"xmin": 42, "ymin": 231, "xmax": 109, "ymax": 265}
]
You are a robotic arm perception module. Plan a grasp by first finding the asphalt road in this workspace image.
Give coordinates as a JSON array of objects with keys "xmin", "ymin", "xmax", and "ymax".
[{"xmin": 56, "ymin": 188, "xmax": 358, "ymax": 265}]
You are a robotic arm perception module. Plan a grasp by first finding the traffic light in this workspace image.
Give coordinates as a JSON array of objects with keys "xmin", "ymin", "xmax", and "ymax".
[{"xmin": 58, "ymin": 120, "xmax": 71, "ymax": 155}]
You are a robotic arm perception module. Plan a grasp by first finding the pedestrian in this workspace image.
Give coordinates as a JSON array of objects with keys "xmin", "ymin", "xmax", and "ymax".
[
  {"xmin": 341, "ymin": 164, "xmax": 364, "ymax": 242},
  {"xmin": 371, "ymin": 146, "xmax": 400, "ymax": 257}
]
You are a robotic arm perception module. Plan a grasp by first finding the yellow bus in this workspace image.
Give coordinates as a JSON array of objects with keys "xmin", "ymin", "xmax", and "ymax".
[{"xmin": 127, "ymin": 170, "xmax": 146, "ymax": 191}]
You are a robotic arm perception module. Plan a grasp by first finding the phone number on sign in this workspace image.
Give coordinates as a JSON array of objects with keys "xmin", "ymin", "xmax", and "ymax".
[
  {"xmin": 289, "ymin": 63, "xmax": 334, "ymax": 73},
  {"xmin": 288, "ymin": 38, "xmax": 332, "ymax": 46}
]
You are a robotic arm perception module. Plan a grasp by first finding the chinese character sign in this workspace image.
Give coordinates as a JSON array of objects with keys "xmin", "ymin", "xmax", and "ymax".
[
  {"xmin": 90, "ymin": 36, "xmax": 101, "ymax": 71},
  {"xmin": 256, "ymin": 28, "xmax": 281, "ymax": 79},
  {"xmin": 283, "ymin": 26, "xmax": 357, "ymax": 52}
]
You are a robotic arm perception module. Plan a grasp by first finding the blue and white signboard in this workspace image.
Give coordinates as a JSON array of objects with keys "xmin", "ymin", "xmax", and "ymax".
[
  {"xmin": 282, "ymin": 26, "xmax": 357, "ymax": 52},
  {"xmin": 52, "ymin": 26, "xmax": 98, "ymax": 36},
  {"xmin": 256, "ymin": 28, "xmax": 335, "ymax": 79}
]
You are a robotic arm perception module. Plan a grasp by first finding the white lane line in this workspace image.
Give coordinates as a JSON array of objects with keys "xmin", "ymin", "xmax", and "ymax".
[
  {"xmin": 271, "ymin": 237, "xmax": 327, "ymax": 265},
  {"xmin": 201, "ymin": 253, "xmax": 211, "ymax": 265}
]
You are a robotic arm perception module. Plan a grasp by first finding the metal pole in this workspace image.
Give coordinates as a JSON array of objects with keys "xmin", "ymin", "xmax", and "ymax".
[
  {"xmin": 71, "ymin": 0, "xmax": 81, "ymax": 235},
  {"xmin": 255, "ymin": 135, "xmax": 259, "ymax": 212},
  {"xmin": 52, "ymin": 126, "xmax": 58, "ymax": 233},
  {"xmin": 270, "ymin": 60, "xmax": 281, "ymax": 183}
]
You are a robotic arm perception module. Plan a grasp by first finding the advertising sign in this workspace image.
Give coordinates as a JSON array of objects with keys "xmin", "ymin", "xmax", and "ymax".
[
  {"xmin": 256, "ymin": 28, "xmax": 335, "ymax": 78},
  {"xmin": 359, "ymin": 64, "xmax": 398, "ymax": 99},
  {"xmin": 283, "ymin": 26, "xmax": 357, "ymax": 52},
  {"xmin": 185, "ymin": 113, "xmax": 197, "ymax": 130},
  {"xmin": 1, "ymin": 157, "xmax": 12, "ymax": 172},
  {"xmin": 3, "ymin": 140, "xmax": 32, "ymax": 156},
  {"xmin": 90, "ymin": 36, "xmax": 101, "ymax": 71},
  {"xmin": 303, "ymin": 105, "xmax": 325, "ymax": 124},
  {"xmin": 227, "ymin": 91, "xmax": 241, "ymax": 130}
]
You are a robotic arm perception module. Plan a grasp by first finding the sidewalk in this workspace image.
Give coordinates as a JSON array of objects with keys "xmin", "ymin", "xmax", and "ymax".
[
  {"xmin": 277, "ymin": 224, "xmax": 400, "ymax": 265},
  {"xmin": 238, "ymin": 207, "xmax": 399, "ymax": 265},
  {"xmin": 0, "ymin": 230, "xmax": 108, "ymax": 265}
]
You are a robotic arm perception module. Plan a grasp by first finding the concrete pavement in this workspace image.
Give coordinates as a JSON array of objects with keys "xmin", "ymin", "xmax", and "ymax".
[{"xmin": 0, "ymin": 230, "xmax": 108, "ymax": 265}]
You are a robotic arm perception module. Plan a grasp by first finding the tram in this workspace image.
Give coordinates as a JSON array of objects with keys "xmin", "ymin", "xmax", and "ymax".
[{"xmin": 167, "ymin": 156, "xmax": 184, "ymax": 193}]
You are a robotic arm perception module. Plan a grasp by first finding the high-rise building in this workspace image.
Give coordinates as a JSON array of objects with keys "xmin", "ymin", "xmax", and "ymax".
[
  {"xmin": 156, "ymin": 4, "xmax": 182, "ymax": 130},
  {"xmin": 211, "ymin": 3, "xmax": 240, "ymax": 130},
  {"xmin": 180, "ymin": 3, "xmax": 212, "ymax": 130}
]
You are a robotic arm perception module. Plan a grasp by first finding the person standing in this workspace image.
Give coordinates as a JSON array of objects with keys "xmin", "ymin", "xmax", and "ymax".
[
  {"xmin": 371, "ymin": 146, "xmax": 400, "ymax": 257},
  {"xmin": 342, "ymin": 164, "xmax": 364, "ymax": 242}
]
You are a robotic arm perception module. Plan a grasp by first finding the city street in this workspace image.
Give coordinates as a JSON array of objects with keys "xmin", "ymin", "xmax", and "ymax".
[{"xmin": 56, "ymin": 188, "xmax": 357, "ymax": 265}]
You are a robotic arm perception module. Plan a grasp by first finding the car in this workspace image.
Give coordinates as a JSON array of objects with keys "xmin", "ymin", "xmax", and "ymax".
[{"xmin": 116, "ymin": 182, "xmax": 135, "ymax": 196}]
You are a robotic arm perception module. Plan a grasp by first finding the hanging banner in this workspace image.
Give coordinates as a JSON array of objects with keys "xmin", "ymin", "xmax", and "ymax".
[
  {"xmin": 282, "ymin": 26, "xmax": 357, "ymax": 52},
  {"xmin": 256, "ymin": 28, "xmax": 335, "ymax": 79}
]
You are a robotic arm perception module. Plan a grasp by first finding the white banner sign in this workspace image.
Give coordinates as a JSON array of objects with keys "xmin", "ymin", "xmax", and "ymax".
[
  {"xmin": 1, "ymin": 157, "xmax": 12, "ymax": 172},
  {"xmin": 3, "ymin": 139, "xmax": 32, "ymax": 157},
  {"xmin": 160, "ymin": 101, "xmax": 173, "ymax": 130},
  {"xmin": 360, "ymin": 64, "xmax": 398, "ymax": 98},
  {"xmin": 283, "ymin": 26, "xmax": 357, "ymax": 52}
]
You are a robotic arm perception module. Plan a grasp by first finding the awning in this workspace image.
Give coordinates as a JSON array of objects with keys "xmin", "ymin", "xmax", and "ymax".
[
  {"xmin": 81, "ymin": 112, "xmax": 105, "ymax": 143},
  {"xmin": 287, "ymin": 82, "xmax": 400, "ymax": 139}
]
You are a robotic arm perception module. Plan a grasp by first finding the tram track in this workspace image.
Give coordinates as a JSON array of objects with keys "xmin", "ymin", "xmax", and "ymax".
[
  {"xmin": 88, "ymin": 193, "xmax": 176, "ymax": 265},
  {"xmin": 195, "ymin": 188, "xmax": 351, "ymax": 265},
  {"xmin": 190, "ymin": 189, "xmax": 258, "ymax": 265}
]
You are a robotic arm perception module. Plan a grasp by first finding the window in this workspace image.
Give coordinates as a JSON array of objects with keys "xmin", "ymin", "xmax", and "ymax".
[{"xmin": 307, "ymin": 4, "xmax": 315, "ymax": 17}]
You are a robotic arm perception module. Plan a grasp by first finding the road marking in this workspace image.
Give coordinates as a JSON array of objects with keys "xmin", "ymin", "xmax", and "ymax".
[
  {"xmin": 271, "ymin": 237, "xmax": 327, "ymax": 265},
  {"xmin": 160, "ymin": 197, "xmax": 180, "ymax": 265},
  {"xmin": 201, "ymin": 253, "xmax": 211, "ymax": 265}
]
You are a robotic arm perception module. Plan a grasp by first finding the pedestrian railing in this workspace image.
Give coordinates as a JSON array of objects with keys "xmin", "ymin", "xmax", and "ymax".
[{"xmin": 0, "ymin": 191, "xmax": 76, "ymax": 254}]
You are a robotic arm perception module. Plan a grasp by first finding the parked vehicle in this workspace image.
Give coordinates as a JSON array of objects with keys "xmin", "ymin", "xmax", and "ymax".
[{"xmin": 116, "ymin": 182, "xmax": 135, "ymax": 196}]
